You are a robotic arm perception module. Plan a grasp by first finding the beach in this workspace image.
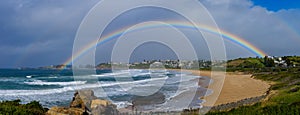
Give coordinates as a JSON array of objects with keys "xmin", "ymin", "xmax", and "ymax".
[
  {"xmin": 0, "ymin": 69, "xmax": 205, "ymax": 112},
  {"xmin": 0, "ymin": 68, "xmax": 271, "ymax": 114},
  {"xmin": 180, "ymin": 69, "xmax": 270, "ymax": 106}
]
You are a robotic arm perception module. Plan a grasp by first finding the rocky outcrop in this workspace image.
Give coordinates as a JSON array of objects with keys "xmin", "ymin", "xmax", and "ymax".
[
  {"xmin": 91, "ymin": 99, "xmax": 118, "ymax": 115},
  {"xmin": 46, "ymin": 106, "xmax": 87, "ymax": 115},
  {"xmin": 46, "ymin": 90, "xmax": 118, "ymax": 115},
  {"xmin": 70, "ymin": 90, "xmax": 98, "ymax": 111}
]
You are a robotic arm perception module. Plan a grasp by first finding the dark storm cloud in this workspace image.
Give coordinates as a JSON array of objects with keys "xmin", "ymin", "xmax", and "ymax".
[
  {"xmin": 0, "ymin": 0, "xmax": 100, "ymax": 67},
  {"xmin": 0, "ymin": 0, "xmax": 300, "ymax": 68}
]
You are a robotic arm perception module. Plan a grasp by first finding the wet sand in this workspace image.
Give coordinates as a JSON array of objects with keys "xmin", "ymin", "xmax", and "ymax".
[{"xmin": 180, "ymin": 70, "xmax": 270, "ymax": 106}]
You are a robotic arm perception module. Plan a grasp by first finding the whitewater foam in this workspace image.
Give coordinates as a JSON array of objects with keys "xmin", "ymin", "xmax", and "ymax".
[
  {"xmin": 0, "ymin": 69, "xmax": 209, "ymax": 111},
  {"xmin": 24, "ymin": 80, "xmax": 87, "ymax": 86},
  {"xmin": 0, "ymin": 76, "xmax": 168, "ymax": 96}
]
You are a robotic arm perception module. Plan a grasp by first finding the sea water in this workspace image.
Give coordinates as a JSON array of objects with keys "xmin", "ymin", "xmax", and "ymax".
[{"xmin": 0, "ymin": 69, "xmax": 211, "ymax": 111}]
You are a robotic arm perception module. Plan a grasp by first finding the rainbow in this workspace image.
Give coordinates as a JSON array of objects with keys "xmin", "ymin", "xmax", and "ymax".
[{"xmin": 62, "ymin": 21, "xmax": 267, "ymax": 67}]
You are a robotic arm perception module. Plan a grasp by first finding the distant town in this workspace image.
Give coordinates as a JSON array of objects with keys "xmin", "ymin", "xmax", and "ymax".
[
  {"xmin": 33, "ymin": 59, "xmax": 221, "ymax": 70},
  {"xmin": 21, "ymin": 56, "xmax": 300, "ymax": 70}
]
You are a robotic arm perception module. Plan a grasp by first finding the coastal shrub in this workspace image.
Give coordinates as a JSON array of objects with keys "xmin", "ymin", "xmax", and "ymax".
[
  {"xmin": 207, "ymin": 103, "xmax": 300, "ymax": 115},
  {"xmin": 0, "ymin": 100, "xmax": 46, "ymax": 115},
  {"xmin": 271, "ymin": 83, "xmax": 285, "ymax": 90}
]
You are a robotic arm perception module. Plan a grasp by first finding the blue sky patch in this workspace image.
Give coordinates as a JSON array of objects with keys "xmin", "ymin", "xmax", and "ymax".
[{"xmin": 251, "ymin": 0, "xmax": 300, "ymax": 11}]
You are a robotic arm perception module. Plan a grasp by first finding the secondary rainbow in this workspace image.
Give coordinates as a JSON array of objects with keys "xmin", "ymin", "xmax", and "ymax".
[{"xmin": 62, "ymin": 21, "xmax": 267, "ymax": 66}]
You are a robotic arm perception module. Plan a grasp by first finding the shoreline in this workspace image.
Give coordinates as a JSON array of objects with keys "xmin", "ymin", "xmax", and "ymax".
[
  {"xmin": 177, "ymin": 69, "xmax": 270, "ymax": 107},
  {"xmin": 119, "ymin": 69, "xmax": 271, "ymax": 113},
  {"xmin": 0, "ymin": 69, "xmax": 271, "ymax": 114}
]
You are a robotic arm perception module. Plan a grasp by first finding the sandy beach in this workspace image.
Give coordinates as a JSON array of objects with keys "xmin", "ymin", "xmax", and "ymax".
[
  {"xmin": 116, "ymin": 69, "xmax": 271, "ymax": 113},
  {"xmin": 179, "ymin": 70, "xmax": 270, "ymax": 106}
]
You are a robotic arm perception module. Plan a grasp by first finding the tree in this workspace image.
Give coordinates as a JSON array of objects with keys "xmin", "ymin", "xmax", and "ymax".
[{"xmin": 264, "ymin": 56, "xmax": 275, "ymax": 67}]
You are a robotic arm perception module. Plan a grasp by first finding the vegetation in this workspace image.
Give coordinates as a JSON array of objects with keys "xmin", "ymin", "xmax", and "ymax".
[
  {"xmin": 209, "ymin": 59, "xmax": 300, "ymax": 114},
  {"xmin": 227, "ymin": 57, "xmax": 265, "ymax": 68},
  {"xmin": 205, "ymin": 71, "xmax": 300, "ymax": 115},
  {"xmin": 282, "ymin": 56, "xmax": 300, "ymax": 66},
  {"xmin": 0, "ymin": 100, "xmax": 47, "ymax": 115},
  {"xmin": 226, "ymin": 56, "xmax": 300, "ymax": 73},
  {"xmin": 225, "ymin": 57, "xmax": 265, "ymax": 72},
  {"xmin": 2, "ymin": 56, "xmax": 300, "ymax": 114},
  {"xmin": 181, "ymin": 56, "xmax": 300, "ymax": 114}
]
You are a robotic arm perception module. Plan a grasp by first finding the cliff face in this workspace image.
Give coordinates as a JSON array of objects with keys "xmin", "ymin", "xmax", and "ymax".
[{"xmin": 46, "ymin": 90, "xmax": 118, "ymax": 115}]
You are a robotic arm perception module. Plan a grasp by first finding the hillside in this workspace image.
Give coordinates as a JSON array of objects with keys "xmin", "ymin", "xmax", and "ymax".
[{"xmin": 227, "ymin": 57, "xmax": 265, "ymax": 68}]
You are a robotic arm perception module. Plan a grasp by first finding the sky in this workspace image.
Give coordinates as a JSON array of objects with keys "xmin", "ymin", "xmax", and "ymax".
[
  {"xmin": 251, "ymin": 0, "xmax": 300, "ymax": 11},
  {"xmin": 0, "ymin": 0, "xmax": 299, "ymax": 68}
]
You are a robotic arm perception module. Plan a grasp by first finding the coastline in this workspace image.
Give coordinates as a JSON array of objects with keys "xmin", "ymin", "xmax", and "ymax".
[
  {"xmin": 177, "ymin": 69, "xmax": 270, "ymax": 107},
  {"xmin": 0, "ymin": 69, "xmax": 271, "ymax": 114}
]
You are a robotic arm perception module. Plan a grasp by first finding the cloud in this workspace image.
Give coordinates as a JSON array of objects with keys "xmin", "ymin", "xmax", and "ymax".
[
  {"xmin": 0, "ymin": 0, "xmax": 100, "ymax": 67},
  {"xmin": 0, "ymin": 0, "xmax": 300, "ymax": 67},
  {"xmin": 199, "ymin": 0, "xmax": 300, "ymax": 57}
]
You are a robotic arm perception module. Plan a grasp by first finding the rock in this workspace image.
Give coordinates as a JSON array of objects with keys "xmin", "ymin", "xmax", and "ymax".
[
  {"xmin": 91, "ymin": 104, "xmax": 106, "ymax": 115},
  {"xmin": 70, "ymin": 90, "xmax": 98, "ymax": 111},
  {"xmin": 289, "ymin": 87, "xmax": 299, "ymax": 93},
  {"xmin": 46, "ymin": 106, "xmax": 87, "ymax": 115},
  {"xmin": 47, "ymin": 90, "xmax": 118, "ymax": 115},
  {"xmin": 91, "ymin": 99, "xmax": 118, "ymax": 115},
  {"xmin": 46, "ymin": 107, "xmax": 68, "ymax": 115},
  {"xmin": 91, "ymin": 99, "xmax": 112, "ymax": 108},
  {"xmin": 70, "ymin": 91, "xmax": 85, "ymax": 109},
  {"xmin": 68, "ymin": 108, "xmax": 88, "ymax": 115}
]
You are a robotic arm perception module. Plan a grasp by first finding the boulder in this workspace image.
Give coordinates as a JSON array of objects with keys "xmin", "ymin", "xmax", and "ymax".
[
  {"xmin": 70, "ymin": 91, "xmax": 85, "ymax": 109},
  {"xmin": 47, "ymin": 90, "xmax": 118, "ymax": 115},
  {"xmin": 91, "ymin": 99, "xmax": 118, "ymax": 115},
  {"xmin": 46, "ymin": 107, "xmax": 68, "ymax": 115},
  {"xmin": 70, "ymin": 90, "xmax": 98, "ymax": 111},
  {"xmin": 91, "ymin": 99, "xmax": 112, "ymax": 108},
  {"xmin": 91, "ymin": 104, "xmax": 106, "ymax": 115},
  {"xmin": 46, "ymin": 106, "xmax": 87, "ymax": 115},
  {"xmin": 289, "ymin": 87, "xmax": 299, "ymax": 93}
]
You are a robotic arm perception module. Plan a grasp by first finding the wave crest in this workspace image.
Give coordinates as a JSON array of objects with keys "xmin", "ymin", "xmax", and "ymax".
[{"xmin": 24, "ymin": 80, "xmax": 87, "ymax": 86}]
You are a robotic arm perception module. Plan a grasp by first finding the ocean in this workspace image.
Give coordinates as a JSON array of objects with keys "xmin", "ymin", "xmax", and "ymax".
[{"xmin": 0, "ymin": 69, "xmax": 211, "ymax": 111}]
